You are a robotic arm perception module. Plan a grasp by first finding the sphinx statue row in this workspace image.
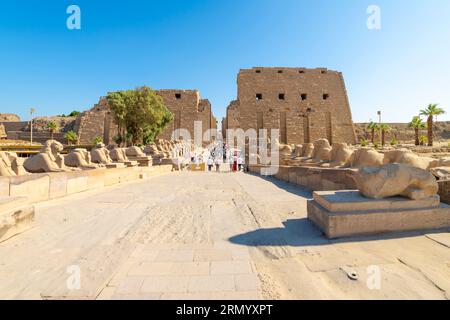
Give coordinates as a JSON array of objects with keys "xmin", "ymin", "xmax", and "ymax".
[
  {"xmin": 272, "ymin": 138, "xmax": 447, "ymax": 201},
  {"xmin": 0, "ymin": 139, "xmax": 189, "ymax": 176},
  {"xmin": 273, "ymin": 138, "xmax": 450, "ymax": 172}
]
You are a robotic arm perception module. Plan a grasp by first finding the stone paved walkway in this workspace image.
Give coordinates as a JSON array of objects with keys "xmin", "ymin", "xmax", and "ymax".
[{"xmin": 0, "ymin": 171, "xmax": 449, "ymax": 299}]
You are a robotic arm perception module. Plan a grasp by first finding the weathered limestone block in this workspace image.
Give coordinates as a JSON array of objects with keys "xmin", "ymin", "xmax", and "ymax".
[
  {"xmin": 65, "ymin": 148, "xmax": 99, "ymax": 169},
  {"xmin": 24, "ymin": 140, "xmax": 68, "ymax": 173},
  {"xmin": 9, "ymin": 174, "xmax": 50, "ymax": 203},
  {"xmin": 328, "ymin": 143, "xmax": 354, "ymax": 168},
  {"xmin": 350, "ymin": 147, "xmax": 384, "ymax": 168},
  {"xmin": 0, "ymin": 197, "xmax": 35, "ymax": 243},
  {"xmin": 383, "ymin": 149, "xmax": 438, "ymax": 170},
  {"xmin": 308, "ymin": 190, "xmax": 448, "ymax": 239},
  {"xmin": 354, "ymin": 163, "xmax": 439, "ymax": 200},
  {"xmin": 0, "ymin": 177, "xmax": 9, "ymax": 196},
  {"xmin": 48, "ymin": 173, "xmax": 68, "ymax": 199},
  {"xmin": 312, "ymin": 139, "xmax": 332, "ymax": 162},
  {"xmin": 66, "ymin": 171, "xmax": 89, "ymax": 195},
  {"xmin": 91, "ymin": 143, "xmax": 113, "ymax": 164}
]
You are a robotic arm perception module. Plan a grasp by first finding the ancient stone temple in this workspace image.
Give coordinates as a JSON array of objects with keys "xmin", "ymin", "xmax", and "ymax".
[
  {"xmin": 156, "ymin": 90, "xmax": 217, "ymax": 141},
  {"xmin": 223, "ymin": 67, "xmax": 357, "ymax": 145},
  {"xmin": 74, "ymin": 98, "xmax": 118, "ymax": 145},
  {"xmin": 75, "ymin": 90, "xmax": 217, "ymax": 145}
]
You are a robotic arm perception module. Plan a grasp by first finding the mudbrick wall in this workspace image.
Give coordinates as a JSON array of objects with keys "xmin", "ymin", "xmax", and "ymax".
[{"xmin": 224, "ymin": 67, "xmax": 357, "ymax": 145}]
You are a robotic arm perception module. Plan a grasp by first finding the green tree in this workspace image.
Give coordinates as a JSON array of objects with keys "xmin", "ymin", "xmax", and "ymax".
[
  {"xmin": 380, "ymin": 124, "xmax": 391, "ymax": 146},
  {"xmin": 64, "ymin": 130, "xmax": 78, "ymax": 145},
  {"xmin": 367, "ymin": 121, "xmax": 379, "ymax": 144},
  {"xmin": 419, "ymin": 135, "xmax": 428, "ymax": 146},
  {"xmin": 420, "ymin": 104, "xmax": 446, "ymax": 146},
  {"xmin": 408, "ymin": 116, "xmax": 427, "ymax": 146},
  {"xmin": 92, "ymin": 136, "xmax": 103, "ymax": 145},
  {"xmin": 46, "ymin": 121, "xmax": 58, "ymax": 140},
  {"xmin": 360, "ymin": 138, "xmax": 368, "ymax": 147},
  {"xmin": 106, "ymin": 86, "xmax": 173, "ymax": 145}
]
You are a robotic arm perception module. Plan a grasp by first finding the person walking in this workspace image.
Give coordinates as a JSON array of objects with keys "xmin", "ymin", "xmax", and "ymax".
[
  {"xmin": 237, "ymin": 156, "xmax": 244, "ymax": 172},
  {"xmin": 207, "ymin": 157, "xmax": 213, "ymax": 172},
  {"xmin": 214, "ymin": 157, "xmax": 221, "ymax": 172}
]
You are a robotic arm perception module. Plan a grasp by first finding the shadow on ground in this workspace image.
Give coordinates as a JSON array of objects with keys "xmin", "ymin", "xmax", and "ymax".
[
  {"xmin": 246, "ymin": 172, "xmax": 313, "ymax": 199},
  {"xmin": 229, "ymin": 218, "xmax": 450, "ymax": 247}
]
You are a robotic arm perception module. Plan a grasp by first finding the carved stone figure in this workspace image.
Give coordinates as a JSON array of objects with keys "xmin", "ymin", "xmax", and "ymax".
[
  {"xmin": 274, "ymin": 139, "xmax": 293, "ymax": 159},
  {"xmin": 23, "ymin": 140, "xmax": 68, "ymax": 173},
  {"xmin": 108, "ymin": 147, "xmax": 128, "ymax": 163},
  {"xmin": 144, "ymin": 142, "xmax": 166, "ymax": 163},
  {"xmin": 126, "ymin": 146, "xmax": 146, "ymax": 158},
  {"xmin": 383, "ymin": 149, "xmax": 438, "ymax": 170},
  {"xmin": 302, "ymin": 143, "xmax": 314, "ymax": 158},
  {"xmin": 90, "ymin": 143, "xmax": 112, "ymax": 164},
  {"xmin": 65, "ymin": 148, "xmax": 99, "ymax": 169},
  {"xmin": 293, "ymin": 145, "xmax": 303, "ymax": 158},
  {"xmin": 1, "ymin": 152, "xmax": 28, "ymax": 176},
  {"xmin": 354, "ymin": 163, "xmax": 439, "ymax": 200},
  {"xmin": 350, "ymin": 148, "xmax": 384, "ymax": 168},
  {"xmin": 328, "ymin": 143, "xmax": 354, "ymax": 168},
  {"xmin": 311, "ymin": 139, "xmax": 332, "ymax": 162}
]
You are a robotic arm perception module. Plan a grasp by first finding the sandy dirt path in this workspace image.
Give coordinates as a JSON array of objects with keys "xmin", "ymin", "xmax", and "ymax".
[{"xmin": 0, "ymin": 172, "xmax": 449, "ymax": 299}]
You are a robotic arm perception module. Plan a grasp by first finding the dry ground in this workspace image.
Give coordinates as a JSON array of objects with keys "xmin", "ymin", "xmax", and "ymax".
[{"xmin": 0, "ymin": 172, "xmax": 449, "ymax": 300}]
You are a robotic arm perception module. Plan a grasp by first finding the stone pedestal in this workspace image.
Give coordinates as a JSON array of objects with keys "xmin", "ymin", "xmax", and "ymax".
[
  {"xmin": 128, "ymin": 156, "xmax": 153, "ymax": 167},
  {"xmin": 123, "ymin": 161, "xmax": 138, "ymax": 168},
  {"xmin": 307, "ymin": 190, "xmax": 450, "ymax": 239},
  {"xmin": 105, "ymin": 163, "xmax": 126, "ymax": 169},
  {"xmin": 160, "ymin": 158, "xmax": 175, "ymax": 166}
]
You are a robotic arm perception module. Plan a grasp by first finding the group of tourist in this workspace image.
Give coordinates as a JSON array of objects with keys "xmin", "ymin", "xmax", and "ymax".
[{"xmin": 192, "ymin": 142, "xmax": 245, "ymax": 172}]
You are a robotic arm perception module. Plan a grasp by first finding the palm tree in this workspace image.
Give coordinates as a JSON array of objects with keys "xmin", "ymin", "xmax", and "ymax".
[
  {"xmin": 380, "ymin": 124, "xmax": 391, "ymax": 146},
  {"xmin": 408, "ymin": 116, "xmax": 427, "ymax": 146},
  {"xmin": 46, "ymin": 121, "xmax": 58, "ymax": 140},
  {"xmin": 420, "ymin": 104, "xmax": 446, "ymax": 146},
  {"xmin": 367, "ymin": 121, "xmax": 379, "ymax": 144},
  {"xmin": 64, "ymin": 130, "xmax": 78, "ymax": 145}
]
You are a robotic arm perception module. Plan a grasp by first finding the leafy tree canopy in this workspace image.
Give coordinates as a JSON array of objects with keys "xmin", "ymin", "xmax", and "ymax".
[{"xmin": 106, "ymin": 86, "xmax": 173, "ymax": 145}]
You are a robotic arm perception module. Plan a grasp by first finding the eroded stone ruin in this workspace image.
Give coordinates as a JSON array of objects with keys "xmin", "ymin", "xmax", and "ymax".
[{"xmin": 223, "ymin": 67, "xmax": 357, "ymax": 145}]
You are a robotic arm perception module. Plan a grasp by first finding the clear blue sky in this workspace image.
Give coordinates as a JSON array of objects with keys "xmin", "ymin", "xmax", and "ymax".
[{"xmin": 1, "ymin": 0, "xmax": 449, "ymax": 124}]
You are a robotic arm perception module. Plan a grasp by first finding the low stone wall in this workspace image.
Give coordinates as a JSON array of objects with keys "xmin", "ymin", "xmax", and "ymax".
[
  {"xmin": 0, "ymin": 165, "xmax": 173, "ymax": 204},
  {"xmin": 248, "ymin": 164, "xmax": 357, "ymax": 191},
  {"xmin": 438, "ymin": 180, "xmax": 450, "ymax": 205},
  {"xmin": 250, "ymin": 164, "xmax": 450, "ymax": 206}
]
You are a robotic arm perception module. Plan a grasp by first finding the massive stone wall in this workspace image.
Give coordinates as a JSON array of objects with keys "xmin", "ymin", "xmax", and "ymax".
[
  {"xmin": 75, "ymin": 90, "xmax": 217, "ymax": 145},
  {"xmin": 224, "ymin": 67, "xmax": 356, "ymax": 145},
  {"xmin": 74, "ymin": 98, "xmax": 118, "ymax": 145},
  {"xmin": 157, "ymin": 90, "xmax": 217, "ymax": 141}
]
